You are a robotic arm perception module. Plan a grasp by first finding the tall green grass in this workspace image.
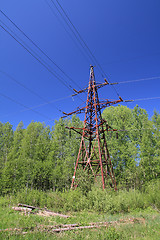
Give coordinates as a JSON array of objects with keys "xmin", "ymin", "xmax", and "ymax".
[{"xmin": 1, "ymin": 179, "xmax": 159, "ymax": 214}]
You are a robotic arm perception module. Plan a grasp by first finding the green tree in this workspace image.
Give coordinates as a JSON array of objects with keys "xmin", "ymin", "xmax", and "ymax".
[
  {"xmin": 102, "ymin": 105, "xmax": 138, "ymax": 188},
  {"xmin": 133, "ymin": 106, "xmax": 155, "ymax": 184},
  {"xmin": 0, "ymin": 122, "xmax": 13, "ymax": 193},
  {"xmin": 102, "ymin": 105, "xmax": 156, "ymax": 189},
  {"xmin": 150, "ymin": 111, "xmax": 160, "ymax": 179},
  {"xmin": 16, "ymin": 122, "xmax": 52, "ymax": 191},
  {"xmin": 49, "ymin": 116, "xmax": 82, "ymax": 191},
  {"xmin": 1, "ymin": 122, "xmax": 24, "ymax": 193},
  {"xmin": 0, "ymin": 122, "xmax": 13, "ymax": 167}
]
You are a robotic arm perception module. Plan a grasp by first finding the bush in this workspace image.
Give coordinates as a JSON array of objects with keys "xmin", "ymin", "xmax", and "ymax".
[
  {"xmin": 87, "ymin": 187, "xmax": 149, "ymax": 214},
  {"xmin": 60, "ymin": 189, "xmax": 89, "ymax": 212},
  {"xmin": 145, "ymin": 179, "xmax": 160, "ymax": 209},
  {"xmin": 1, "ymin": 180, "xmax": 160, "ymax": 214}
]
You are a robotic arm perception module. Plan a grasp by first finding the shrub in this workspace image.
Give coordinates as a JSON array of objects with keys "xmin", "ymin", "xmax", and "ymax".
[{"xmin": 145, "ymin": 179, "xmax": 160, "ymax": 209}]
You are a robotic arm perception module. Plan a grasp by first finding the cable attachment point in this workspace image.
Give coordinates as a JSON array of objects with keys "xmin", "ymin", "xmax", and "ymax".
[
  {"xmin": 110, "ymin": 82, "xmax": 118, "ymax": 85},
  {"xmin": 104, "ymin": 78, "xmax": 109, "ymax": 84},
  {"xmin": 124, "ymin": 100, "xmax": 134, "ymax": 102}
]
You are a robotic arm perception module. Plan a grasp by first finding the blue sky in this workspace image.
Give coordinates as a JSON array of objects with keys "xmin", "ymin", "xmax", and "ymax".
[{"xmin": 0, "ymin": 0, "xmax": 160, "ymax": 129}]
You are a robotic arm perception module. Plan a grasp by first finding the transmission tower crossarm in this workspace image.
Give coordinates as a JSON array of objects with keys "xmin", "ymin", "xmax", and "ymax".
[
  {"xmin": 72, "ymin": 82, "xmax": 109, "ymax": 97},
  {"xmin": 62, "ymin": 105, "xmax": 86, "ymax": 117},
  {"xmin": 66, "ymin": 126, "xmax": 89, "ymax": 140},
  {"xmin": 62, "ymin": 96, "xmax": 123, "ymax": 118},
  {"xmin": 98, "ymin": 96, "xmax": 123, "ymax": 110},
  {"xmin": 66, "ymin": 122, "xmax": 117, "ymax": 134}
]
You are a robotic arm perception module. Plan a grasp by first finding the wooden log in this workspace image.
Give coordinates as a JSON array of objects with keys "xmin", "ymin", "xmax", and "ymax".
[
  {"xmin": 18, "ymin": 203, "xmax": 39, "ymax": 210},
  {"xmin": 0, "ymin": 228, "xmax": 22, "ymax": 232},
  {"xmin": 12, "ymin": 207, "xmax": 32, "ymax": 212},
  {"xmin": 0, "ymin": 217, "xmax": 143, "ymax": 234},
  {"xmin": 51, "ymin": 225, "xmax": 99, "ymax": 232},
  {"xmin": 18, "ymin": 203, "xmax": 70, "ymax": 218},
  {"xmin": 51, "ymin": 219, "xmax": 137, "ymax": 233},
  {"xmin": 38, "ymin": 223, "xmax": 79, "ymax": 229}
]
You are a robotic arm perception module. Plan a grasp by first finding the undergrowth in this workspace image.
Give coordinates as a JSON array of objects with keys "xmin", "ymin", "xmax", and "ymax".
[
  {"xmin": 0, "ymin": 180, "xmax": 160, "ymax": 239},
  {"xmin": 0, "ymin": 179, "xmax": 159, "ymax": 214}
]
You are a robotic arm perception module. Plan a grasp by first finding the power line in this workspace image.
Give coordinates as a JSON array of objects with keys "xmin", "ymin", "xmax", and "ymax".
[
  {"xmin": 0, "ymin": 91, "xmax": 50, "ymax": 119},
  {"xmin": 0, "ymin": 24, "xmax": 77, "ymax": 100},
  {"xmin": 44, "ymin": 0, "xmax": 91, "ymax": 68},
  {"xmin": 124, "ymin": 96, "xmax": 160, "ymax": 103},
  {"xmin": 54, "ymin": 0, "xmax": 106, "ymax": 77},
  {"xmin": 0, "ymin": 70, "xmax": 51, "ymax": 104},
  {"xmin": 55, "ymin": 0, "xmax": 119, "ymax": 96},
  {"xmin": 134, "ymin": 96, "xmax": 160, "ymax": 102},
  {"xmin": 20, "ymin": 95, "xmax": 73, "ymax": 112},
  {"xmin": 0, "ymin": 19, "xmax": 70, "ymax": 95},
  {"xmin": 47, "ymin": 0, "xmax": 92, "ymax": 64},
  {"xmin": 0, "ymin": 19, "xmax": 62, "ymax": 80},
  {"xmin": 0, "ymin": 9, "xmax": 82, "ymax": 91},
  {"xmin": 0, "ymin": 21, "xmax": 73, "ymax": 94},
  {"xmin": 110, "ymin": 76, "xmax": 160, "ymax": 85},
  {"xmin": 0, "ymin": 93, "xmax": 73, "ymax": 119},
  {"xmin": 0, "ymin": 22, "xmax": 72, "ymax": 113},
  {"xmin": 49, "ymin": 0, "xmax": 120, "ymax": 97},
  {"xmin": 0, "ymin": 10, "xmax": 85, "ymax": 104},
  {"xmin": 0, "ymin": 70, "xmax": 72, "ymax": 113}
]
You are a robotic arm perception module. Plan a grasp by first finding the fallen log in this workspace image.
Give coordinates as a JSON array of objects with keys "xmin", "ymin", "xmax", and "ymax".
[
  {"xmin": 18, "ymin": 203, "xmax": 40, "ymax": 210},
  {"xmin": 12, "ymin": 207, "xmax": 32, "ymax": 212},
  {"xmin": 51, "ymin": 225, "xmax": 99, "ymax": 232},
  {"xmin": 17, "ymin": 203, "xmax": 70, "ymax": 218},
  {"xmin": 0, "ymin": 227, "xmax": 32, "ymax": 232},
  {"xmin": 50, "ymin": 218, "xmax": 140, "ymax": 232},
  {"xmin": 38, "ymin": 223, "xmax": 79, "ymax": 229},
  {"xmin": 0, "ymin": 217, "xmax": 145, "ymax": 233}
]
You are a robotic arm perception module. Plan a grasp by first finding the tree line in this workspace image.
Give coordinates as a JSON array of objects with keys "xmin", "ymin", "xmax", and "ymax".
[{"xmin": 0, "ymin": 105, "xmax": 159, "ymax": 194}]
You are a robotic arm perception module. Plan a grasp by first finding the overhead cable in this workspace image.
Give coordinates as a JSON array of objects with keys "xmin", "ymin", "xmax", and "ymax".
[
  {"xmin": 0, "ymin": 21, "xmax": 73, "ymax": 93},
  {"xmin": 49, "ymin": 0, "xmax": 93, "ymax": 64},
  {"xmin": 0, "ymin": 70, "xmax": 67, "ymax": 113},
  {"xmin": 45, "ymin": 0, "xmax": 92, "ymax": 66},
  {"xmin": 124, "ymin": 96, "xmax": 160, "ymax": 103},
  {"xmin": 47, "ymin": 0, "xmax": 120, "ymax": 97},
  {"xmin": 0, "ymin": 21, "xmax": 86, "ymax": 105},
  {"xmin": 110, "ymin": 76, "xmax": 160, "ymax": 85},
  {"xmin": 54, "ymin": 0, "xmax": 107, "ymax": 77},
  {"xmin": 0, "ymin": 9, "xmax": 82, "ymax": 91},
  {"xmin": 0, "ymin": 19, "xmax": 67, "ymax": 89},
  {"xmin": 0, "ymin": 91, "xmax": 50, "ymax": 119},
  {"xmin": 0, "ymin": 93, "xmax": 73, "ymax": 119},
  {"xmin": 0, "ymin": 70, "xmax": 49, "ymax": 102},
  {"xmin": 0, "ymin": 10, "xmax": 85, "ymax": 104}
]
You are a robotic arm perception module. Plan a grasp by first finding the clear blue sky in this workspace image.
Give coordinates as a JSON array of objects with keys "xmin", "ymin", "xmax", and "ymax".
[{"xmin": 0, "ymin": 0, "xmax": 160, "ymax": 129}]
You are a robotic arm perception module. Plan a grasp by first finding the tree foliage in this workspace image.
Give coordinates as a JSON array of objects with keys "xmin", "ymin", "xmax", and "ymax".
[
  {"xmin": 0, "ymin": 106, "xmax": 160, "ymax": 194},
  {"xmin": 102, "ymin": 105, "xmax": 160, "ymax": 188}
]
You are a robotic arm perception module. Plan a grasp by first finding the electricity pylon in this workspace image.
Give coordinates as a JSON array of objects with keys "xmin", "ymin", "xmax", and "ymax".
[{"xmin": 63, "ymin": 66, "xmax": 123, "ymax": 190}]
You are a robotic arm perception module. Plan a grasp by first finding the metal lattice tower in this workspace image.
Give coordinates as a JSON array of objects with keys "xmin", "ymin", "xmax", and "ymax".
[{"xmin": 63, "ymin": 66, "xmax": 123, "ymax": 190}]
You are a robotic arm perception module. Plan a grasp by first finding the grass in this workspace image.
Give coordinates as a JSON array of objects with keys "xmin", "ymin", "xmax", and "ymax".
[
  {"xmin": 0, "ymin": 203, "xmax": 160, "ymax": 239},
  {"xmin": 0, "ymin": 183, "xmax": 160, "ymax": 239}
]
